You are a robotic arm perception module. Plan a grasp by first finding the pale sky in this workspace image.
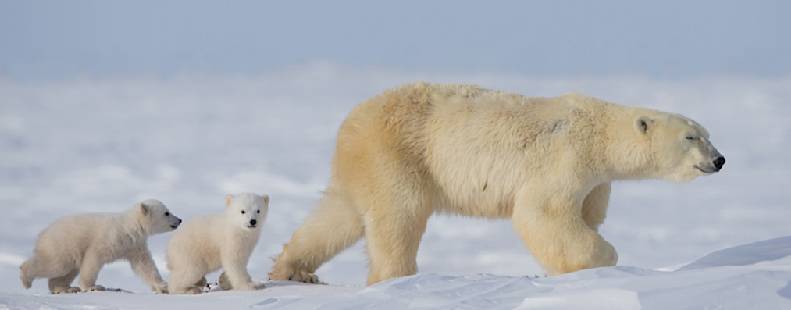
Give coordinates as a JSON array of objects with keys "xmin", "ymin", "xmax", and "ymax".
[{"xmin": 1, "ymin": 0, "xmax": 788, "ymax": 80}]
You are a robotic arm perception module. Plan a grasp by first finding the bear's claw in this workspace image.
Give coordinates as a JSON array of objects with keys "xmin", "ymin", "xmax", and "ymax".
[
  {"xmin": 186, "ymin": 286, "xmax": 204, "ymax": 294},
  {"xmin": 51, "ymin": 287, "xmax": 81, "ymax": 294},
  {"xmin": 287, "ymin": 271, "xmax": 321, "ymax": 284}
]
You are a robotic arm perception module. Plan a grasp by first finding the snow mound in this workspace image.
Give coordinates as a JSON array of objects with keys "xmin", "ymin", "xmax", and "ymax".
[
  {"xmin": 517, "ymin": 288, "xmax": 640, "ymax": 310},
  {"xmin": 680, "ymin": 235, "xmax": 791, "ymax": 270}
]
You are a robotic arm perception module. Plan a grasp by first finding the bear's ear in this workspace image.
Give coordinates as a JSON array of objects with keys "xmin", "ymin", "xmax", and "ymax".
[
  {"xmin": 261, "ymin": 194, "xmax": 270, "ymax": 205},
  {"xmin": 138, "ymin": 202, "xmax": 149, "ymax": 216},
  {"xmin": 225, "ymin": 194, "xmax": 233, "ymax": 207},
  {"xmin": 636, "ymin": 116, "xmax": 653, "ymax": 134}
]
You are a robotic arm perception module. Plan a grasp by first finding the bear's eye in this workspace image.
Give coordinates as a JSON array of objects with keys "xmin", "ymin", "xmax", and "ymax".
[
  {"xmin": 165, "ymin": 211, "xmax": 170, "ymax": 216},
  {"xmin": 685, "ymin": 136, "xmax": 696, "ymax": 141},
  {"xmin": 257, "ymin": 210, "xmax": 260, "ymax": 214},
  {"xmin": 241, "ymin": 210, "xmax": 245, "ymax": 214}
]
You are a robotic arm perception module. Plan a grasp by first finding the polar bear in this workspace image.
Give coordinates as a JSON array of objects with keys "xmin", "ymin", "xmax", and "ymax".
[
  {"xmin": 167, "ymin": 193, "xmax": 269, "ymax": 294},
  {"xmin": 20, "ymin": 199, "xmax": 181, "ymax": 293},
  {"xmin": 270, "ymin": 82, "xmax": 725, "ymax": 285}
]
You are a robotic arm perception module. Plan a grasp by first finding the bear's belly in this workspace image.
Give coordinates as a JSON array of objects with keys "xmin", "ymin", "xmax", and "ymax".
[{"xmin": 431, "ymin": 187, "xmax": 515, "ymax": 219}]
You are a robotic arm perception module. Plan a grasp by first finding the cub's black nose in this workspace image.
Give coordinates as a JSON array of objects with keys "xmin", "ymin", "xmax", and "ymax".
[
  {"xmin": 713, "ymin": 156, "xmax": 725, "ymax": 170},
  {"xmin": 177, "ymin": 218, "xmax": 182, "ymax": 224},
  {"xmin": 250, "ymin": 219, "xmax": 257, "ymax": 226}
]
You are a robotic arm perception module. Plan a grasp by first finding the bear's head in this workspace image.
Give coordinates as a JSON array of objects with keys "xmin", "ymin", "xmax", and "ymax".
[
  {"xmin": 224, "ymin": 193, "xmax": 269, "ymax": 231},
  {"xmin": 627, "ymin": 111, "xmax": 724, "ymax": 182},
  {"xmin": 135, "ymin": 199, "xmax": 182, "ymax": 235}
]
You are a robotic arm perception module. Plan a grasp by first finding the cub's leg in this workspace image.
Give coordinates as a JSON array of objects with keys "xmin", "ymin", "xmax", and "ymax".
[
  {"xmin": 128, "ymin": 248, "xmax": 168, "ymax": 293},
  {"xmin": 219, "ymin": 272, "xmax": 263, "ymax": 290},
  {"xmin": 219, "ymin": 241, "xmax": 259, "ymax": 291},
  {"xmin": 78, "ymin": 252, "xmax": 110, "ymax": 292},
  {"xmin": 48, "ymin": 269, "xmax": 80, "ymax": 294},
  {"xmin": 168, "ymin": 266, "xmax": 206, "ymax": 294},
  {"xmin": 21, "ymin": 254, "xmax": 72, "ymax": 289}
]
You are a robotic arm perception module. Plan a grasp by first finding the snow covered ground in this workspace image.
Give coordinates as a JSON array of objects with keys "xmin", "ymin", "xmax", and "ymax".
[
  {"xmin": 1, "ymin": 65, "xmax": 790, "ymax": 308},
  {"xmin": 8, "ymin": 237, "xmax": 791, "ymax": 309}
]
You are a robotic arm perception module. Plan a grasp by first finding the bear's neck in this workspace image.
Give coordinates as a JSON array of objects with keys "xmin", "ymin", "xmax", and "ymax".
[
  {"xmin": 121, "ymin": 211, "xmax": 151, "ymax": 239},
  {"xmin": 600, "ymin": 105, "xmax": 656, "ymax": 180}
]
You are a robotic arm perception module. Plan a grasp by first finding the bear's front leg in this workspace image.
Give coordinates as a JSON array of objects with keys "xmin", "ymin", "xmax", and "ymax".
[
  {"xmin": 512, "ymin": 184, "xmax": 617, "ymax": 275},
  {"xmin": 219, "ymin": 272, "xmax": 265, "ymax": 291},
  {"xmin": 127, "ymin": 248, "xmax": 168, "ymax": 293},
  {"xmin": 78, "ymin": 253, "xmax": 107, "ymax": 292},
  {"xmin": 581, "ymin": 183, "xmax": 612, "ymax": 231},
  {"xmin": 220, "ymin": 250, "xmax": 257, "ymax": 290}
]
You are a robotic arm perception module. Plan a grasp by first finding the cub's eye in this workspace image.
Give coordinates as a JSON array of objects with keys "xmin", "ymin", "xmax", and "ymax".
[
  {"xmin": 685, "ymin": 136, "xmax": 696, "ymax": 141},
  {"xmin": 241, "ymin": 210, "xmax": 246, "ymax": 214},
  {"xmin": 165, "ymin": 212, "xmax": 170, "ymax": 216},
  {"xmin": 257, "ymin": 210, "xmax": 260, "ymax": 214}
]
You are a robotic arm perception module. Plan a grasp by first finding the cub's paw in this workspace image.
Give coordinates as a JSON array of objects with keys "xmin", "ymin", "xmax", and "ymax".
[
  {"xmin": 83, "ymin": 285, "xmax": 106, "ymax": 292},
  {"xmin": 240, "ymin": 282, "xmax": 265, "ymax": 291},
  {"xmin": 153, "ymin": 283, "xmax": 169, "ymax": 294},
  {"xmin": 51, "ymin": 287, "xmax": 81, "ymax": 294},
  {"xmin": 195, "ymin": 277, "xmax": 208, "ymax": 288},
  {"xmin": 218, "ymin": 272, "xmax": 232, "ymax": 291},
  {"xmin": 186, "ymin": 286, "xmax": 204, "ymax": 294}
]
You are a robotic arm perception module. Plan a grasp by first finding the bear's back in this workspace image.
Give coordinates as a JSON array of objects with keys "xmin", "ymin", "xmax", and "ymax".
[{"xmin": 36, "ymin": 213, "xmax": 115, "ymax": 257}]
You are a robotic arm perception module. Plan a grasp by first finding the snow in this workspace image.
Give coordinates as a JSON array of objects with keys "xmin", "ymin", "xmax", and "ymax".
[
  {"xmin": 1, "ymin": 65, "xmax": 790, "ymax": 308},
  {"xmin": 3, "ymin": 238, "xmax": 791, "ymax": 309}
]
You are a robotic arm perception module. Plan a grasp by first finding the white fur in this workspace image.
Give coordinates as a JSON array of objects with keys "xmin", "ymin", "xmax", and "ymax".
[
  {"xmin": 270, "ymin": 83, "xmax": 724, "ymax": 285},
  {"xmin": 167, "ymin": 193, "xmax": 269, "ymax": 294},
  {"xmin": 19, "ymin": 199, "xmax": 181, "ymax": 293}
]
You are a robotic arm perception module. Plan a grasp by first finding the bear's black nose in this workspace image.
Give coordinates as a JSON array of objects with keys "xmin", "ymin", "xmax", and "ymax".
[
  {"xmin": 250, "ymin": 219, "xmax": 257, "ymax": 226},
  {"xmin": 177, "ymin": 218, "xmax": 182, "ymax": 224},
  {"xmin": 713, "ymin": 156, "xmax": 725, "ymax": 170}
]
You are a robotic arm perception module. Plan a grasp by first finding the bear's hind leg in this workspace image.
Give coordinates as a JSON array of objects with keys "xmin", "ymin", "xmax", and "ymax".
[
  {"xmin": 21, "ymin": 255, "xmax": 74, "ymax": 290},
  {"xmin": 270, "ymin": 190, "xmax": 364, "ymax": 283},
  {"xmin": 168, "ymin": 267, "xmax": 206, "ymax": 294},
  {"xmin": 48, "ymin": 269, "xmax": 80, "ymax": 294},
  {"xmin": 362, "ymin": 185, "xmax": 432, "ymax": 285}
]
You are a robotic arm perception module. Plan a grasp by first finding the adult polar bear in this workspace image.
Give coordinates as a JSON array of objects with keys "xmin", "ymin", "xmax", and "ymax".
[{"xmin": 270, "ymin": 83, "xmax": 725, "ymax": 285}]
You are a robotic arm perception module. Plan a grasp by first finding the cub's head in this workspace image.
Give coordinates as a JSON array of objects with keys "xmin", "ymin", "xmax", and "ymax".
[
  {"xmin": 633, "ymin": 112, "xmax": 724, "ymax": 182},
  {"xmin": 135, "ymin": 199, "xmax": 182, "ymax": 235},
  {"xmin": 224, "ymin": 193, "xmax": 269, "ymax": 231}
]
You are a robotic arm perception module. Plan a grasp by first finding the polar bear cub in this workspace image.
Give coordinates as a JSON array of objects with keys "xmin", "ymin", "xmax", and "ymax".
[
  {"xmin": 20, "ymin": 199, "xmax": 181, "ymax": 293},
  {"xmin": 167, "ymin": 193, "xmax": 269, "ymax": 294}
]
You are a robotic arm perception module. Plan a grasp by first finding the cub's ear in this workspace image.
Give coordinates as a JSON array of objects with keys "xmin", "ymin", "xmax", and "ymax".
[
  {"xmin": 636, "ymin": 116, "xmax": 653, "ymax": 134},
  {"xmin": 139, "ymin": 202, "xmax": 150, "ymax": 216},
  {"xmin": 225, "ymin": 194, "xmax": 233, "ymax": 207},
  {"xmin": 261, "ymin": 194, "xmax": 270, "ymax": 205}
]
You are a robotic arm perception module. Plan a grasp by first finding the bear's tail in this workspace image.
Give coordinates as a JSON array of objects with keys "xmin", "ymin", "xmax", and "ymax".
[{"xmin": 19, "ymin": 258, "xmax": 34, "ymax": 289}]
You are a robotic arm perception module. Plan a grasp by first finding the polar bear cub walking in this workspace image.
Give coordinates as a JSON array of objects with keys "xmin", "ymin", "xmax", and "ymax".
[
  {"xmin": 167, "ymin": 193, "xmax": 269, "ymax": 294},
  {"xmin": 19, "ymin": 199, "xmax": 181, "ymax": 293}
]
